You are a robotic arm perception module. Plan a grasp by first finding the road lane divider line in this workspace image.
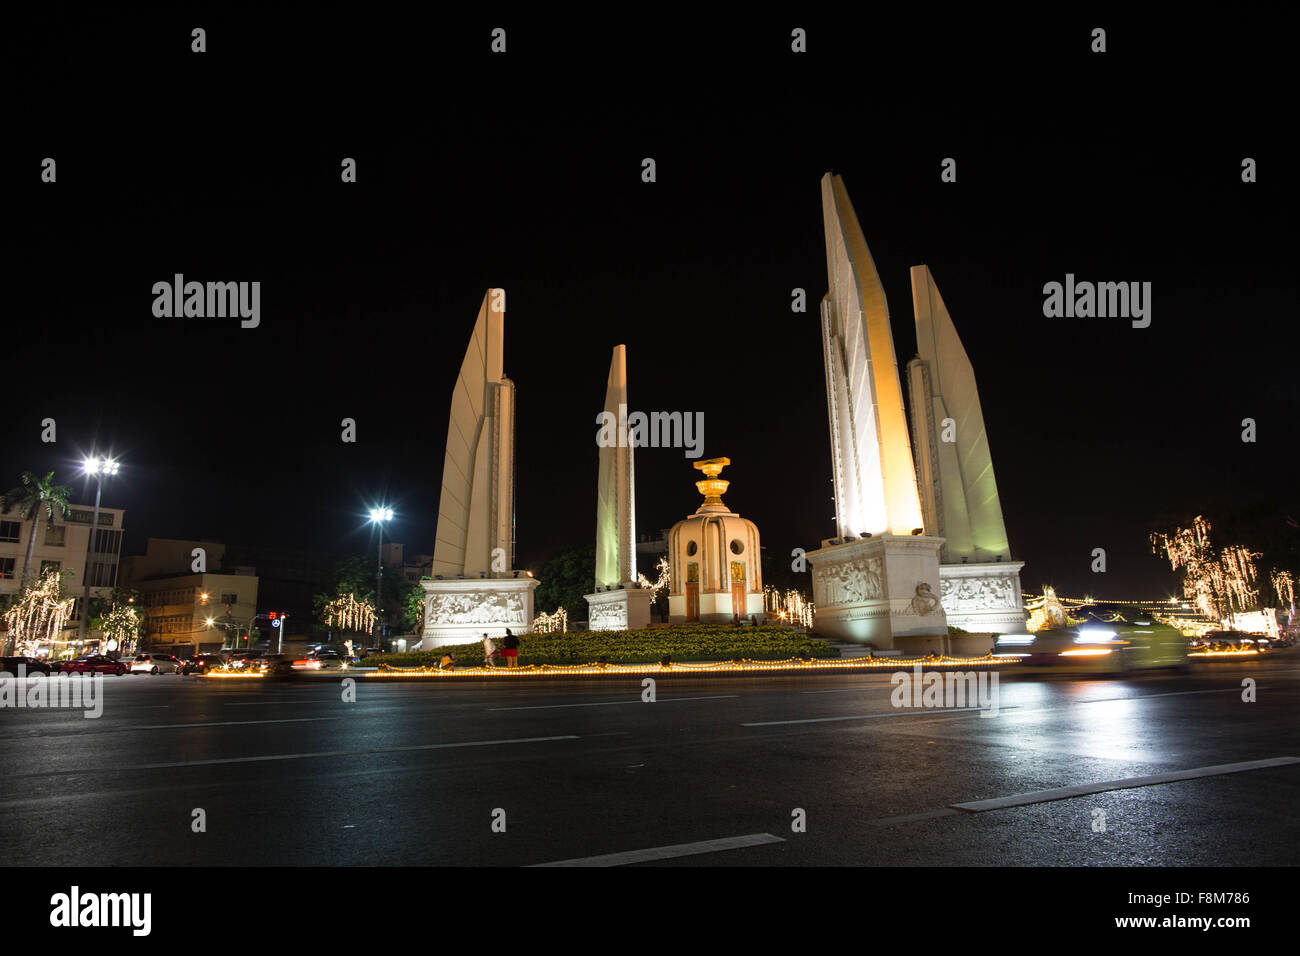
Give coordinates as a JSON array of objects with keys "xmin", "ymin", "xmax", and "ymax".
[
  {"xmin": 10, "ymin": 735, "xmax": 583, "ymax": 776},
  {"xmin": 136, "ymin": 716, "xmax": 349, "ymax": 730},
  {"xmin": 951, "ymin": 756, "xmax": 1300, "ymax": 812},
  {"xmin": 490, "ymin": 694, "xmax": 737, "ymax": 711},
  {"xmin": 743, "ymin": 707, "xmax": 988, "ymax": 726},
  {"xmin": 531, "ymin": 832, "xmax": 785, "ymax": 867}
]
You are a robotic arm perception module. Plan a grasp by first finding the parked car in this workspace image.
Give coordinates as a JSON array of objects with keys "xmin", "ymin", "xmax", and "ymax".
[
  {"xmin": 129, "ymin": 653, "xmax": 183, "ymax": 675},
  {"xmin": 62, "ymin": 655, "xmax": 128, "ymax": 676},
  {"xmin": 1, "ymin": 656, "xmax": 52, "ymax": 676}
]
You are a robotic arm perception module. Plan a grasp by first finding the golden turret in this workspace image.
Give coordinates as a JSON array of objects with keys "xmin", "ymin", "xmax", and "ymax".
[{"xmin": 694, "ymin": 457, "xmax": 731, "ymax": 509}]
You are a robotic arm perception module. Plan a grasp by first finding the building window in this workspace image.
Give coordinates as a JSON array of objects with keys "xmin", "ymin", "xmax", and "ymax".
[
  {"xmin": 0, "ymin": 557, "xmax": 14, "ymax": 579},
  {"xmin": 44, "ymin": 525, "xmax": 67, "ymax": 547},
  {"xmin": 40, "ymin": 560, "xmax": 61, "ymax": 574},
  {"xmin": 0, "ymin": 521, "xmax": 21, "ymax": 543},
  {"xmin": 221, "ymin": 593, "xmax": 238, "ymax": 605}
]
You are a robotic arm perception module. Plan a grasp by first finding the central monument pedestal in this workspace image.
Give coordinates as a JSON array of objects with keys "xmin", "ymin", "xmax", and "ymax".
[
  {"xmin": 584, "ymin": 585, "xmax": 652, "ymax": 632},
  {"xmin": 807, "ymin": 534, "xmax": 948, "ymax": 650},
  {"xmin": 419, "ymin": 576, "xmax": 540, "ymax": 648}
]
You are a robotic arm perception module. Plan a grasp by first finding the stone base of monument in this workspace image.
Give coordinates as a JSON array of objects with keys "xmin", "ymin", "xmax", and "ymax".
[
  {"xmin": 584, "ymin": 586, "xmax": 652, "ymax": 631},
  {"xmin": 419, "ymin": 576, "xmax": 541, "ymax": 649},
  {"xmin": 807, "ymin": 534, "xmax": 948, "ymax": 650},
  {"xmin": 938, "ymin": 561, "xmax": 1027, "ymax": 635},
  {"xmin": 668, "ymin": 590, "xmax": 765, "ymax": 625}
]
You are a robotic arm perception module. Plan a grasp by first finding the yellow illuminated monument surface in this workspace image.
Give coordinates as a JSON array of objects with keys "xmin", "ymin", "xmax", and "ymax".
[{"xmin": 820, "ymin": 173, "xmax": 925, "ymax": 538}]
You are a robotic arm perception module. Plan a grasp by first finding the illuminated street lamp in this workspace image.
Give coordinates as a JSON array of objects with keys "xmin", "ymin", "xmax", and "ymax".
[
  {"xmin": 78, "ymin": 456, "xmax": 120, "ymax": 645},
  {"xmin": 369, "ymin": 507, "xmax": 393, "ymax": 646}
]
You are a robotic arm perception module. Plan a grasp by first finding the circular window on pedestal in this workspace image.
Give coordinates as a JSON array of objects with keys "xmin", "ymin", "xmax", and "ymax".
[
  {"xmin": 686, "ymin": 540, "xmax": 698, "ymax": 556},
  {"xmin": 729, "ymin": 539, "xmax": 744, "ymax": 555}
]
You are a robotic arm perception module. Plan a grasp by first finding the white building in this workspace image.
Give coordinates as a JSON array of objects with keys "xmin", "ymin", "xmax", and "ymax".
[{"xmin": 0, "ymin": 503, "xmax": 126, "ymax": 652}]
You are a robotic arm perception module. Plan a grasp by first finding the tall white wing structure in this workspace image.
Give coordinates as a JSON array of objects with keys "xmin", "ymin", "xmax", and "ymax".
[
  {"xmin": 906, "ymin": 265, "xmax": 1011, "ymax": 563},
  {"xmin": 432, "ymin": 288, "xmax": 515, "ymax": 578},
  {"xmin": 820, "ymin": 172, "xmax": 924, "ymax": 538}
]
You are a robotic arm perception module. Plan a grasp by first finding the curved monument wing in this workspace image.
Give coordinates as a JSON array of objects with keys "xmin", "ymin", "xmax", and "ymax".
[
  {"xmin": 908, "ymin": 265, "xmax": 1010, "ymax": 561},
  {"xmin": 433, "ymin": 289, "xmax": 514, "ymax": 577},
  {"xmin": 820, "ymin": 172, "xmax": 924, "ymax": 538}
]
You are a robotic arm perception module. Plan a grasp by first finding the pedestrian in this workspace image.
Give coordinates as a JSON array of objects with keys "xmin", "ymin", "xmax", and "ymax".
[
  {"xmin": 482, "ymin": 632, "xmax": 496, "ymax": 668},
  {"xmin": 439, "ymin": 651, "xmax": 456, "ymax": 670},
  {"xmin": 502, "ymin": 627, "xmax": 519, "ymax": 668}
]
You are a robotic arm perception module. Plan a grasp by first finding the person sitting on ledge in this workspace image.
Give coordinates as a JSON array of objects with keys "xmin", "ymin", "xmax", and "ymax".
[{"xmin": 439, "ymin": 652, "xmax": 456, "ymax": 670}]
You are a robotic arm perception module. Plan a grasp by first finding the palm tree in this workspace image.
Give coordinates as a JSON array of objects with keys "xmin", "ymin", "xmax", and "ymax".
[{"xmin": 1, "ymin": 471, "xmax": 74, "ymax": 585}]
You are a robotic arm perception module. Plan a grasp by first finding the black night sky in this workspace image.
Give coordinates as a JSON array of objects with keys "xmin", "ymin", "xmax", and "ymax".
[{"xmin": 6, "ymin": 9, "xmax": 1296, "ymax": 600}]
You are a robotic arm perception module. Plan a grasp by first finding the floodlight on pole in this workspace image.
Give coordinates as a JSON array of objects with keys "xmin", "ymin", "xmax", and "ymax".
[
  {"xmin": 369, "ymin": 506, "xmax": 394, "ymax": 646},
  {"xmin": 78, "ymin": 455, "xmax": 120, "ymax": 645}
]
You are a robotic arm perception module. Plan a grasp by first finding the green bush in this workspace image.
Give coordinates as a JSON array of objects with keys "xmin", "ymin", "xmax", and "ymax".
[{"xmin": 364, "ymin": 624, "xmax": 839, "ymax": 667}]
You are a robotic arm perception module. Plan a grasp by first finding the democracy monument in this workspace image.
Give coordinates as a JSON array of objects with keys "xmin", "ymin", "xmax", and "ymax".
[{"xmin": 416, "ymin": 174, "xmax": 1022, "ymax": 649}]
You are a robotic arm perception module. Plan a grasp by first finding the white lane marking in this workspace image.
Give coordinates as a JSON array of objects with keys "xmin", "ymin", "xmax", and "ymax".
[
  {"xmin": 766, "ymin": 686, "xmax": 1246, "ymax": 725},
  {"xmin": 744, "ymin": 707, "xmax": 988, "ymax": 726},
  {"xmin": 490, "ymin": 694, "xmax": 737, "ymax": 712},
  {"xmin": 532, "ymin": 832, "xmax": 785, "ymax": 867},
  {"xmin": 951, "ymin": 756, "xmax": 1300, "ymax": 812},
  {"xmin": 801, "ymin": 687, "xmax": 890, "ymax": 695},
  {"xmin": 14, "ymin": 735, "xmax": 582, "ymax": 776},
  {"xmin": 225, "ymin": 699, "xmax": 342, "ymax": 706},
  {"xmin": 137, "ymin": 716, "xmax": 348, "ymax": 730}
]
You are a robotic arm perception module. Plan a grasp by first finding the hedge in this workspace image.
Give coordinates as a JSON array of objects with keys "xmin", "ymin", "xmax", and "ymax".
[{"xmin": 365, "ymin": 624, "xmax": 838, "ymax": 667}]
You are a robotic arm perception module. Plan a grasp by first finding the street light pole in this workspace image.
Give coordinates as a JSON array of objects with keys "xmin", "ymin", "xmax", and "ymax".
[
  {"xmin": 369, "ymin": 507, "xmax": 393, "ymax": 649},
  {"xmin": 78, "ymin": 457, "xmax": 119, "ymax": 647}
]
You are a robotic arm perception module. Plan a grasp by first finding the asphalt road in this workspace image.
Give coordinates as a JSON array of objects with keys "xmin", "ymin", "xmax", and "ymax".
[{"xmin": 2, "ymin": 660, "xmax": 1297, "ymax": 866}]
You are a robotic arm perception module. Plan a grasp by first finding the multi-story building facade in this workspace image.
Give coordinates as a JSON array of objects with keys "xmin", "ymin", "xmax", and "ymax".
[
  {"xmin": 133, "ymin": 571, "xmax": 260, "ymax": 654},
  {"xmin": 119, "ymin": 539, "xmax": 259, "ymax": 653},
  {"xmin": 0, "ymin": 503, "xmax": 126, "ymax": 651}
]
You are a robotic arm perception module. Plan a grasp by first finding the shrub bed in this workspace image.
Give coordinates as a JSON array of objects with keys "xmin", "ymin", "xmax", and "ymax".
[{"xmin": 365, "ymin": 625, "xmax": 838, "ymax": 667}]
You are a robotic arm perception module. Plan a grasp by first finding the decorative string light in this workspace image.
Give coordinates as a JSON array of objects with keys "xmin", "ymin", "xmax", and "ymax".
[
  {"xmin": 532, "ymin": 607, "xmax": 568, "ymax": 633},
  {"xmin": 3, "ymin": 568, "xmax": 76, "ymax": 655},
  {"xmin": 636, "ymin": 557, "xmax": 671, "ymax": 600},
  {"xmin": 360, "ymin": 652, "xmax": 1008, "ymax": 679},
  {"xmin": 99, "ymin": 601, "xmax": 143, "ymax": 654},
  {"xmin": 763, "ymin": 585, "xmax": 815, "ymax": 628},
  {"xmin": 324, "ymin": 593, "xmax": 376, "ymax": 634},
  {"xmin": 1151, "ymin": 516, "xmax": 1261, "ymax": 625}
]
